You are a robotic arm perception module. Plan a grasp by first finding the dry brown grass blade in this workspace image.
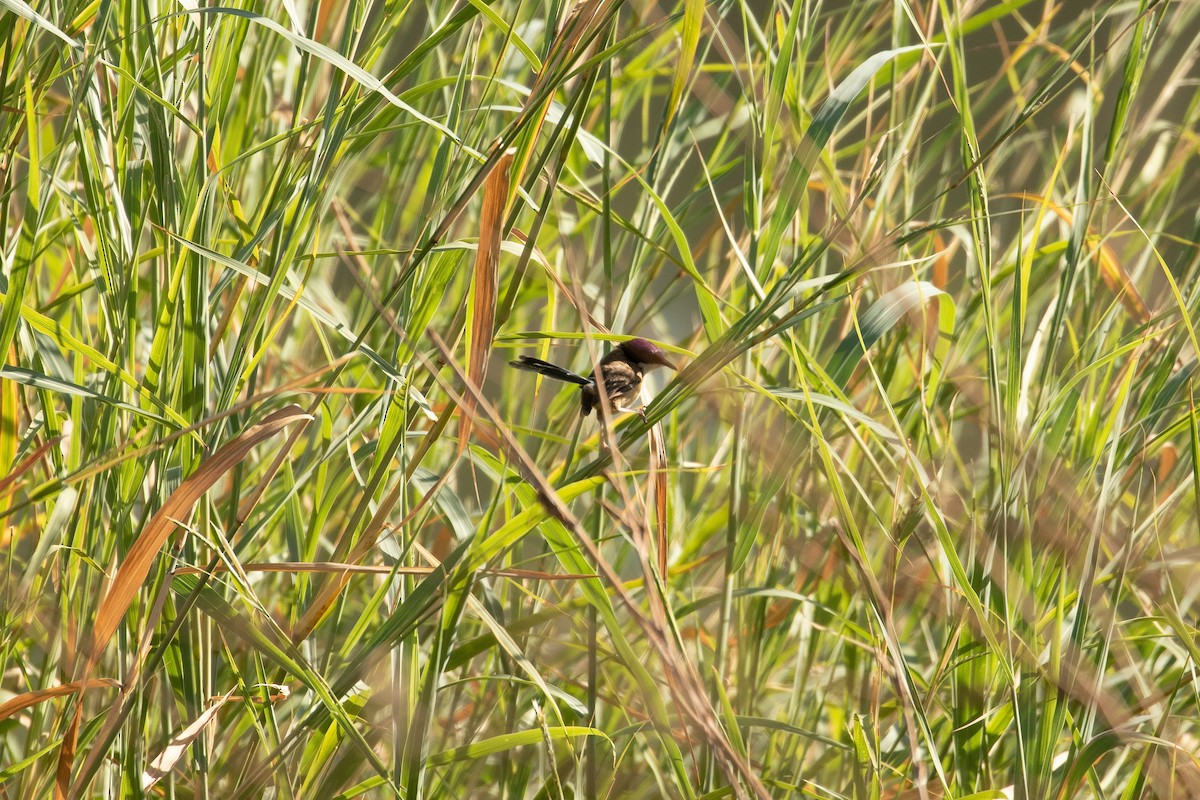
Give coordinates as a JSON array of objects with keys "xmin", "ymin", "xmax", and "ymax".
[
  {"xmin": 0, "ymin": 433, "xmax": 61, "ymax": 497},
  {"xmin": 459, "ymin": 150, "xmax": 513, "ymax": 454},
  {"xmin": 84, "ymin": 405, "xmax": 308, "ymax": 668},
  {"xmin": 648, "ymin": 422, "xmax": 669, "ymax": 577},
  {"xmin": 53, "ymin": 405, "xmax": 309, "ymax": 799},
  {"xmin": 141, "ymin": 688, "xmax": 237, "ymax": 790},
  {"xmin": 0, "ymin": 679, "xmax": 119, "ymax": 723}
]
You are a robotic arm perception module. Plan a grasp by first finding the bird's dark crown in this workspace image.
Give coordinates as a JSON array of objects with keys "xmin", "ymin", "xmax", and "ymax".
[{"xmin": 618, "ymin": 338, "xmax": 676, "ymax": 370}]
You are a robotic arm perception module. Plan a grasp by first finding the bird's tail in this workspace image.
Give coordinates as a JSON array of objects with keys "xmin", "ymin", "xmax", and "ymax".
[{"xmin": 509, "ymin": 356, "xmax": 591, "ymax": 386}]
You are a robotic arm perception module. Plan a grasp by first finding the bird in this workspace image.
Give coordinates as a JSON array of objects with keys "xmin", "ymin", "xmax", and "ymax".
[{"xmin": 509, "ymin": 338, "xmax": 677, "ymax": 416}]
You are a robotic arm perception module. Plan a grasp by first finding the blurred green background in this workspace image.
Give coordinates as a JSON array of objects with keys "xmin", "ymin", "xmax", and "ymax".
[{"xmin": 2, "ymin": 0, "xmax": 1199, "ymax": 797}]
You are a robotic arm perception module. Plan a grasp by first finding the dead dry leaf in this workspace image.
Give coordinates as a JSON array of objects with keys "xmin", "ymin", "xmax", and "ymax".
[
  {"xmin": 460, "ymin": 149, "xmax": 514, "ymax": 453},
  {"xmin": 0, "ymin": 679, "xmax": 119, "ymax": 723}
]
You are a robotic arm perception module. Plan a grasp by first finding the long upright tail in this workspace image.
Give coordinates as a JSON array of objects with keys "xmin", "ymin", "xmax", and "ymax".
[{"xmin": 509, "ymin": 356, "xmax": 591, "ymax": 386}]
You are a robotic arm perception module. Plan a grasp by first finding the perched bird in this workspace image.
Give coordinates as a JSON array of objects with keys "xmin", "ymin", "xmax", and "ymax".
[{"xmin": 509, "ymin": 338, "xmax": 677, "ymax": 416}]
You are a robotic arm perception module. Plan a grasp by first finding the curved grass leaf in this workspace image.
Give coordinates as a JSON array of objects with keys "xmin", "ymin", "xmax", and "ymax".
[{"xmin": 828, "ymin": 280, "xmax": 948, "ymax": 388}]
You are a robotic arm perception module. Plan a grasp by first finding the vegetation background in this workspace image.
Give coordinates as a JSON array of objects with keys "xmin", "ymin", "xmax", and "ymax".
[{"xmin": 2, "ymin": 0, "xmax": 1199, "ymax": 797}]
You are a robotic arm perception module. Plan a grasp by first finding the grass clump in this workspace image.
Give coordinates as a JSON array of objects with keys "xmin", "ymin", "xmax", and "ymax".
[{"xmin": 2, "ymin": 0, "xmax": 1199, "ymax": 797}]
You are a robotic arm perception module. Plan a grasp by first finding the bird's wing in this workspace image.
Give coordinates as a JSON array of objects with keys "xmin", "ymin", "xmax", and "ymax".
[{"xmin": 598, "ymin": 361, "xmax": 642, "ymax": 405}]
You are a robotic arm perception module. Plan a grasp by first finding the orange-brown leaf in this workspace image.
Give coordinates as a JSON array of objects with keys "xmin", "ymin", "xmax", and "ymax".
[
  {"xmin": 0, "ymin": 679, "xmax": 118, "ymax": 723},
  {"xmin": 86, "ymin": 405, "xmax": 309, "ymax": 669},
  {"xmin": 459, "ymin": 150, "xmax": 514, "ymax": 451},
  {"xmin": 649, "ymin": 423, "xmax": 669, "ymax": 576}
]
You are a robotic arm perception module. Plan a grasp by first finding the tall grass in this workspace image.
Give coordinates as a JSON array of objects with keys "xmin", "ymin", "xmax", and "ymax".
[{"xmin": 2, "ymin": 0, "xmax": 1199, "ymax": 797}]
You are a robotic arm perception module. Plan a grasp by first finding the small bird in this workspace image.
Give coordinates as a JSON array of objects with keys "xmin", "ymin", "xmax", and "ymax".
[{"xmin": 509, "ymin": 338, "xmax": 677, "ymax": 416}]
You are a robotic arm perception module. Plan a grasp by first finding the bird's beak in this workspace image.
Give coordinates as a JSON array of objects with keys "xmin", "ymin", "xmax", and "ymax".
[{"xmin": 654, "ymin": 352, "xmax": 677, "ymax": 371}]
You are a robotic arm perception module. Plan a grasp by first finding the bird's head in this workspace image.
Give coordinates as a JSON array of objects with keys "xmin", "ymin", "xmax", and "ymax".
[{"xmin": 619, "ymin": 338, "xmax": 677, "ymax": 372}]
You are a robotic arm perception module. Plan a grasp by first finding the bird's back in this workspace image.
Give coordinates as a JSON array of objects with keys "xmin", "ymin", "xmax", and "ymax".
[{"xmin": 581, "ymin": 357, "xmax": 643, "ymax": 415}]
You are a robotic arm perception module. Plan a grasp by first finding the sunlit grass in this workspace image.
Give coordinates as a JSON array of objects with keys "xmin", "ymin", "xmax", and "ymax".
[{"xmin": 2, "ymin": 0, "xmax": 1199, "ymax": 797}]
